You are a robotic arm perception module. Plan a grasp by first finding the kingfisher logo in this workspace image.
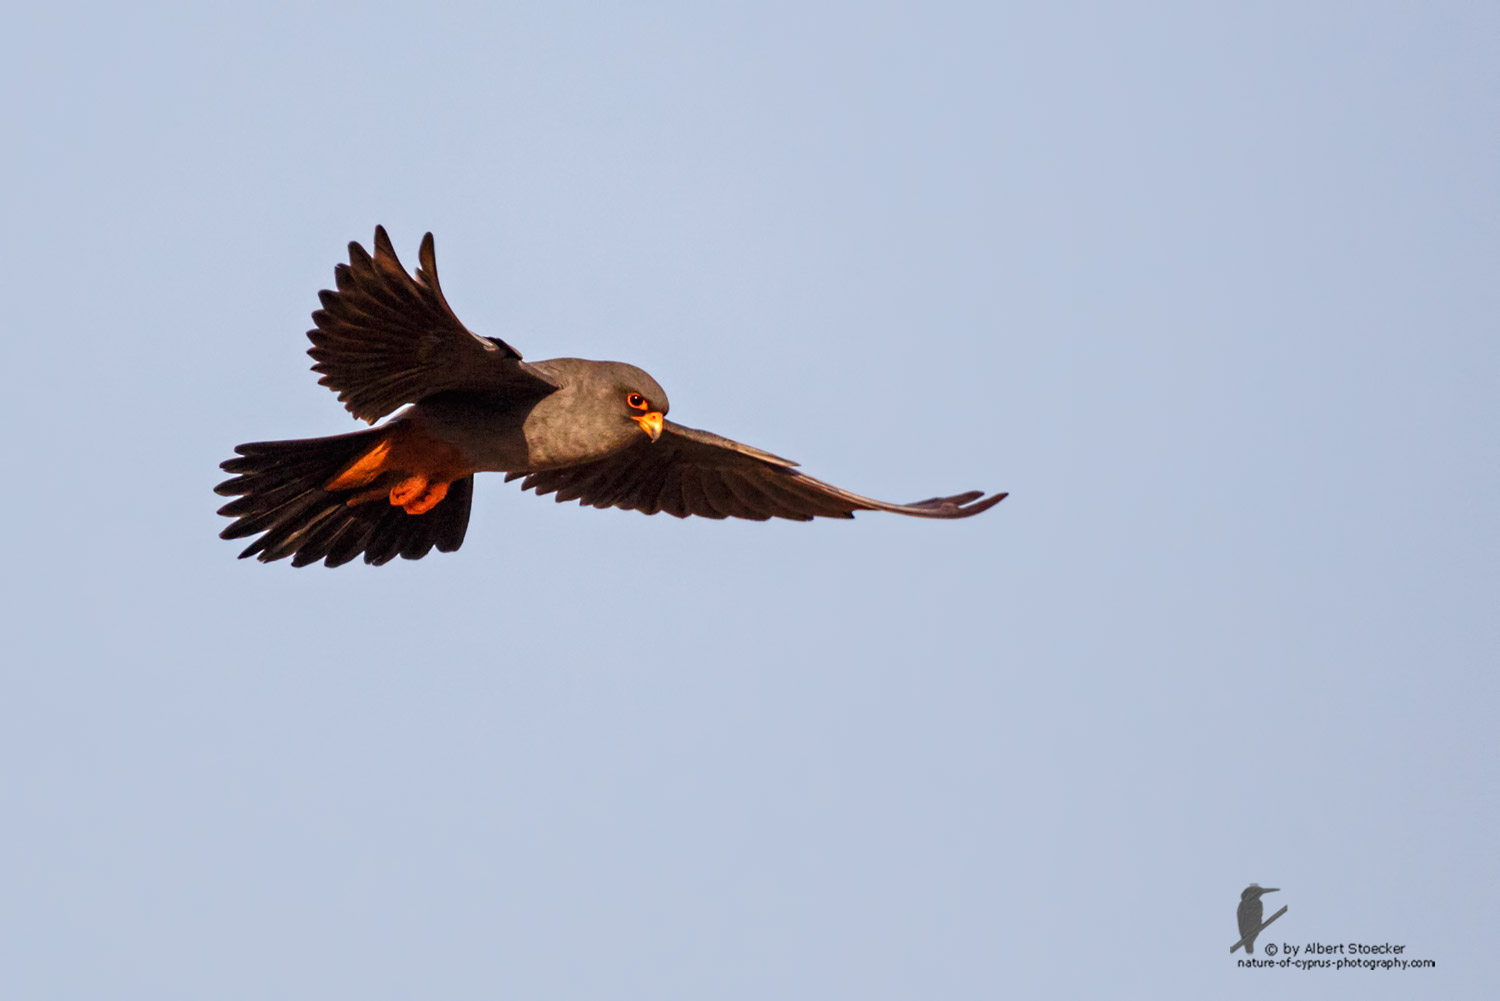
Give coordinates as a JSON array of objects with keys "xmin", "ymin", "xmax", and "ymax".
[{"xmin": 1231, "ymin": 884, "xmax": 1286, "ymax": 954}]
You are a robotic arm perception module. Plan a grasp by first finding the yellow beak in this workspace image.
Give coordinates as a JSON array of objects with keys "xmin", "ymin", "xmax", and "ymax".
[{"xmin": 633, "ymin": 411, "xmax": 664, "ymax": 441}]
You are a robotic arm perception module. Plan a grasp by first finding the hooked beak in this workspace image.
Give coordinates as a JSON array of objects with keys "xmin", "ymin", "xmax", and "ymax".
[{"xmin": 633, "ymin": 411, "xmax": 664, "ymax": 442}]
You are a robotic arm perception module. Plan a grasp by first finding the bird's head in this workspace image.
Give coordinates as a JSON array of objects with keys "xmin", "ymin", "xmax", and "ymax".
[
  {"xmin": 586, "ymin": 361, "xmax": 669, "ymax": 442},
  {"xmin": 1241, "ymin": 885, "xmax": 1279, "ymax": 901},
  {"xmin": 621, "ymin": 384, "xmax": 667, "ymax": 442}
]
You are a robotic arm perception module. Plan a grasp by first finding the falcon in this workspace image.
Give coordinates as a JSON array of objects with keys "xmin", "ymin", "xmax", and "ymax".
[{"xmin": 216, "ymin": 228, "xmax": 1007, "ymax": 566}]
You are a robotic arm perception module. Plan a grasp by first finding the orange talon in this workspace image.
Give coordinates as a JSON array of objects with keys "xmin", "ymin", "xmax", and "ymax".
[
  {"xmin": 389, "ymin": 475, "xmax": 430, "ymax": 507},
  {"xmin": 401, "ymin": 481, "xmax": 450, "ymax": 515}
]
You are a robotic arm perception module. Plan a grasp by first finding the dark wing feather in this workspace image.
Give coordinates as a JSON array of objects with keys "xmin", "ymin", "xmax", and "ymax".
[
  {"xmin": 307, "ymin": 226, "xmax": 557, "ymax": 422},
  {"xmin": 509, "ymin": 420, "xmax": 1006, "ymax": 520}
]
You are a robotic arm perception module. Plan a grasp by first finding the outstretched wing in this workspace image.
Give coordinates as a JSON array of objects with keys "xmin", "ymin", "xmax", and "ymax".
[
  {"xmin": 508, "ymin": 420, "xmax": 1007, "ymax": 520},
  {"xmin": 307, "ymin": 226, "xmax": 557, "ymax": 422}
]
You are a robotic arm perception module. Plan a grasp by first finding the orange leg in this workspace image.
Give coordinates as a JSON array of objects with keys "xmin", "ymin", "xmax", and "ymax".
[
  {"xmin": 325, "ymin": 440, "xmax": 393, "ymax": 491},
  {"xmin": 325, "ymin": 425, "xmax": 470, "ymax": 515}
]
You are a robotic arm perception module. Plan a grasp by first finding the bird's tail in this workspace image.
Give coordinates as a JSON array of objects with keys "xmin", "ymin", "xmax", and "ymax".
[{"xmin": 215, "ymin": 427, "xmax": 473, "ymax": 567}]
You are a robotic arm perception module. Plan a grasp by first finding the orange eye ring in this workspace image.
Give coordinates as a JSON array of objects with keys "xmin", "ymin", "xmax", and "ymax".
[{"xmin": 626, "ymin": 392, "xmax": 649, "ymax": 410}]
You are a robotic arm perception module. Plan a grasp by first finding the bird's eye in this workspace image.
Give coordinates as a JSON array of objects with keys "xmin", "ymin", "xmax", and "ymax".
[{"xmin": 626, "ymin": 393, "xmax": 648, "ymax": 410}]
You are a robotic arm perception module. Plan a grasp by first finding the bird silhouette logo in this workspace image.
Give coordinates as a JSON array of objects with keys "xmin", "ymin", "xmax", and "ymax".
[{"xmin": 1231, "ymin": 884, "xmax": 1287, "ymax": 954}]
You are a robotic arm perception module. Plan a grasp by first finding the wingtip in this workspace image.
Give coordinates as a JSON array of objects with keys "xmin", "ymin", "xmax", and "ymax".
[
  {"xmin": 372, "ymin": 225, "xmax": 401, "ymax": 266},
  {"xmin": 417, "ymin": 232, "xmax": 439, "ymax": 284},
  {"xmin": 960, "ymin": 489, "xmax": 1005, "ymax": 508},
  {"xmin": 906, "ymin": 489, "xmax": 1007, "ymax": 518},
  {"xmin": 346, "ymin": 237, "xmax": 372, "ymax": 266},
  {"xmin": 962, "ymin": 490, "xmax": 1008, "ymax": 516}
]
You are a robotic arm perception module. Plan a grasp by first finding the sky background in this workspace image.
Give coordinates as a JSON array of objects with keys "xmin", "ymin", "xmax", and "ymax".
[{"xmin": 2, "ymin": 2, "xmax": 1495, "ymax": 998}]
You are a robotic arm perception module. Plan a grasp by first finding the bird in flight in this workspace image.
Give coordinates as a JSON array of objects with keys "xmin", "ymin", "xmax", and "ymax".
[{"xmin": 216, "ymin": 228, "xmax": 1006, "ymax": 566}]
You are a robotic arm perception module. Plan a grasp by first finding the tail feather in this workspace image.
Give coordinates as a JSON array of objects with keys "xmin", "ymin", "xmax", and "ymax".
[
  {"xmin": 219, "ymin": 487, "xmax": 328, "ymax": 541},
  {"xmin": 216, "ymin": 429, "xmax": 473, "ymax": 567}
]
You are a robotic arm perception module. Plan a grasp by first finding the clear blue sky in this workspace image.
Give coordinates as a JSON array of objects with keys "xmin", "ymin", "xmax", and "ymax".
[{"xmin": 3, "ymin": 2, "xmax": 1495, "ymax": 998}]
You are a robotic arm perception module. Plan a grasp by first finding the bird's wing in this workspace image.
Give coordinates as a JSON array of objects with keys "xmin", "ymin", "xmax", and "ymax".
[
  {"xmin": 1237, "ymin": 902, "xmax": 1262, "ymax": 940},
  {"xmin": 307, "ymin": 226, "xmax": 558, "ymax": 422},
  {"xmin": 507, "ymin": 419, "xmax": 1006, "ymax": 520}
]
